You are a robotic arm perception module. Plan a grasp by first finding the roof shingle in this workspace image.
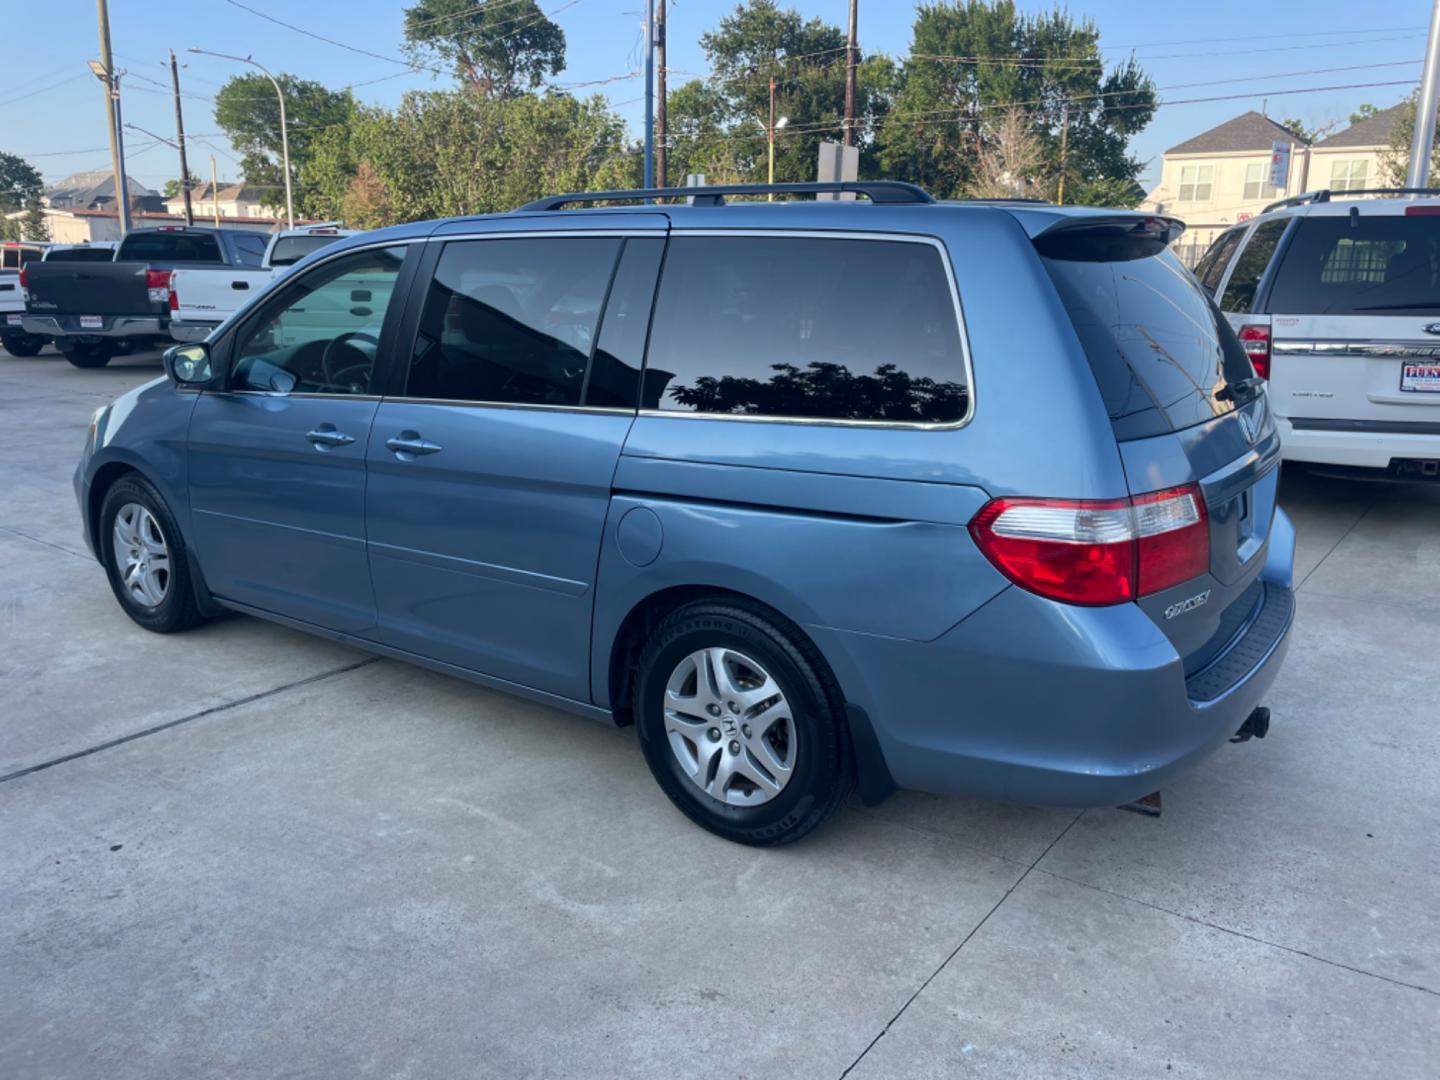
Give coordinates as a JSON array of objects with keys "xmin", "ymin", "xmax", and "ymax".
[
  {"xmin": 1313, "ymin": 103, "xmax": 1408, "ymax": 149},
  {"xmin": 1166, "ymin": 111, "xmax": 1309, "ymax": 155}
]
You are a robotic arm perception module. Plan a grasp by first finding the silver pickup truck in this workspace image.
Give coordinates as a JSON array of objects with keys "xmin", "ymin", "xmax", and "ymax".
[{"xmin": 22, "ymin": 226, "xmax": 267, "ymax": 367}]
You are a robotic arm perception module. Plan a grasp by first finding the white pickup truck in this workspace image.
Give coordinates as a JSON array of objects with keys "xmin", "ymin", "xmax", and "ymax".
[{"xmin": 169, "ymin": 225, "xmax": 355, "ymax": 343}]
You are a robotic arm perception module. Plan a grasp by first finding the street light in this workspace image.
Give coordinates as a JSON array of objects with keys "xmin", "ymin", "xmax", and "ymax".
[
  {"xmin": 188, "ymin": 47, "xmax": 293, "ymax": 227},
  {"xmin": 756, "ymin": 113, "xmax": 788, "ymax": 200}
]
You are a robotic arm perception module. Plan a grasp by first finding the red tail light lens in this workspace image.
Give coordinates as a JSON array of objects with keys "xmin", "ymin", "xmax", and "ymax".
[
  {"xmin": 970, "ymin": 484, "xmax": 1209, "ymax": 606},
  {"xmin": 18, "ymin": 266, "xmax": 28, "ymax": 288},
  {"xmin": 1238, "ymin": 324, "xmax": 1271, "ymax": 380},
  {"xmin": 146, "ymin": 269, "xmax": 172, "ymax": 304},
  {"xmin": 169, "ymin": 283, "xmax": 179, "ymax": 311}
]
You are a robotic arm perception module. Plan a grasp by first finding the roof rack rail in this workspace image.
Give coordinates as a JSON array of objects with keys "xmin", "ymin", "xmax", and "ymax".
[
  {"xmin": 517, "ymin": 180, "xmax": 935, "ymax": 212},
  {"xmin": 1262, "ymin": 187, "xmax": 1440, "ymax": 214}
]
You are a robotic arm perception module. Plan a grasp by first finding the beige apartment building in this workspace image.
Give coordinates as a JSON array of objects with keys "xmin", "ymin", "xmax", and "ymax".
[{"xmin": 1141, "ymin": 104, "xmax": 1407, "ymax": 263}]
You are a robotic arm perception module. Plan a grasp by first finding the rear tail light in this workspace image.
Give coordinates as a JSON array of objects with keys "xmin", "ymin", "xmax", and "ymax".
[
  {"xmin": 18, "ymin": 265, "xmax": 27, "ymax": 301},
  {"xmin": 970, "ymin": 484, "xmax": 1209, "ymax": 606},
  {"xmin": 169, "ymin": 281, "xmax": 179, "ymax": 311},
  {"xmin": 1238, "ymin": 324, "xmax": 1271, "ymax": 380},
  {"xmin": 146, "ymin": 268, "xmax": 173, "ymax": 304}
]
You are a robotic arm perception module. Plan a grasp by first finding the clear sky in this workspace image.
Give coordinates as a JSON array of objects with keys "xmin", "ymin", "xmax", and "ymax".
[{"xmin": 2, "ymin": 0, "xmax": 1430, "ymax": 194}]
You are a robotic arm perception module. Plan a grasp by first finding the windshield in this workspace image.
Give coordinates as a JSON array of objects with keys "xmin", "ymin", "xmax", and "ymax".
[
  {"xmin": 269, "ymin": 234, "xmax": 344, "ymax": 267},
  {"xmin": 1043, "ymin": 247, "xmax": 1255, "ymax": 440},
  {"xmin": 1266, "ymin": 214, "xmax": 1440, "ymax": 315}
]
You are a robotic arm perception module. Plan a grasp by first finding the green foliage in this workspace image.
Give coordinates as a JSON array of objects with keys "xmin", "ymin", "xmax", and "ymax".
[
  {"xmin": 317, "ymin": 90, "xmax": 634, "ymax": 225},
  {"xmin": 403, "ymin": 0, "xmax": 565, "ymax": 96},
  {"xmin": 22, "ymin": 195, "xmax": 48, "ymax": 242},
  {"xmin": 213, "ymin": 74, "xmax": 358, "ymax": 217},
  {"xmin": 1278, "ymin": 117, "xmax": 1315, "ymax": 143},
  {"xmin": 0, "ymin": 151, "xmax": 44, "ymax": 214},
  {"xmin": 162, "ymin": 174, "xmax": 202, "ymax": 199},
  {"xmin": 874, "ymin": 1, "xmax": 1155, "ymax": 203},
  {"xmin": 1380, "ymin": 92, "xmax": 1438, "ymax": 186},
  {"xmin": 1350, "ymin": 103, "xmax": 1380, "ymax": 126},
  {"xmin": 690, "ymin": 0, "xmax": 892, "ymax": 184}
]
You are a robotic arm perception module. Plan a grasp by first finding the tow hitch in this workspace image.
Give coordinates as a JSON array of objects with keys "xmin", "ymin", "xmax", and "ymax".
[{"xmin": 1230, "ymin": 706, "xmax": 1271, "ymax": 743}]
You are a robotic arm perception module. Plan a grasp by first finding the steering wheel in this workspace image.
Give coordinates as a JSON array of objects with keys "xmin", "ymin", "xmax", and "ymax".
[{"xmin": 322, "ymin": 331, "xmax": 379, "ymax": 390}]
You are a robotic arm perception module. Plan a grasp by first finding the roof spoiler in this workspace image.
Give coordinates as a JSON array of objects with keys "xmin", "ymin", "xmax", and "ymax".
[{"xmin": 1032, "ymin": 214, "xmax": 1185, "ymax": 262}]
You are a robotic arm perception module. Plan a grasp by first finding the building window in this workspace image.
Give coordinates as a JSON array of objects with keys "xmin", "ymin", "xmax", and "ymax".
[
  {"xmin": 1178, "ymin": 165, "xmax": 1214, "ymax": 202},
  {"xmin": 1243, "ymin": 162, "xmax": 1270, "ymax": 201},
  {"xmin": 1329, "ymin": 159, "xmax": 1370, "ymax": 193}
]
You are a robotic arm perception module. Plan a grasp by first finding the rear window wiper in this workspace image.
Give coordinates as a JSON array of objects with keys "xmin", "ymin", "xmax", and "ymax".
[{"xmin": 1215, "ymin": 375, "xmax": 1265, "ymax": 403}]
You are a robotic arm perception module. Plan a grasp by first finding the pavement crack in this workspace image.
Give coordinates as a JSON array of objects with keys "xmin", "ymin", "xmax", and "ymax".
[
  {"xmin": 0, "ymin": 657, "xmax": 380, "ymax": 785},
  {"xmin": 1033, "ymin": 866, "xmax": 1439, "ymax": 999},
  {"xmin": 1296, "ymin": 496, "xmax": 1379, "ymax": 592},
  {"xmin": 0, "ymin": 525, "xmax": 92, "ymax": 561},
  {"xmin": 836, "ymin": 810, "xmax": 1086, "ymax": 1079}
]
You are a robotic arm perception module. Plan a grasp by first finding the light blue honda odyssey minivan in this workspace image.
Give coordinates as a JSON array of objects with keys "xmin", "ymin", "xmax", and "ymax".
[{"xmin": 76, "ymin": 181, "xmax": 1295, "ymax": 845}]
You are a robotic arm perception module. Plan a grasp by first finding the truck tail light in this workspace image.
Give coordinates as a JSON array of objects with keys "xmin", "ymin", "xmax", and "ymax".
[
  {"xmin": 969, "ymin": 484, "xmax": 1209, "ymax": 606},
  {"xmin": 1238, "ymin": 324, "xmax": 1271, "ymax": 380},
  {"xmin": 146, "ymin": 269, "xmax": 173, "ymax": 305}
]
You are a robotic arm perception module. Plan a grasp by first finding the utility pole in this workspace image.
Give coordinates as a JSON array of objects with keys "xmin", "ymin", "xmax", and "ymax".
[
  {"xmin": 93, "ymin": 0, "xmax": 130, "ymax": 234},
  {"xmin": 655, "ymin": 1, "xmax": 667, "ymax": 189},
  {"xmin": 643, "ymin": 0, "xmax": 655, "ymax": 189},
  {"xmin": 843, "ymin": 0, "xmax": 858, "ymax": 147},
  {"xmin": 1056, "ymin": 102, "xmax": 1070, "ymax": 204},
  {"xmin": 210, "ymin": 156, "xmax": 220, "ymax": 227},
  {"xmin": 170, "ymin": 51, "xmax": 194, "ymax": 226},
  {"xmin": 1409, "ymin": 0, "xmax": 1440, "ymax": 187}
]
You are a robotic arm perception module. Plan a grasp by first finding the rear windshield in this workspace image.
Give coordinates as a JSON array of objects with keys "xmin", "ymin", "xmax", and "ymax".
[
  {"xmin": 268, "ymin": 234, "xmax": 343, "ymax": 267},
  {"xmin": 1267, "ymin": 214, "xmax": 1440, "ymax": 315},
  {"xmin": 43, "ymin": 247, "xmax": 115, "ymax": 263},
  {"xmin": 1042, "ymin": 247, "xmax": 1255, "ymax": 441},
  {"xmin": 117, "ymin": 231, "xmax": 222, "ymax": 263}
]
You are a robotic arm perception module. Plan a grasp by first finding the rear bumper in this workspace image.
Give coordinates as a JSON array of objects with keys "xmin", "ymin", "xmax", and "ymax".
[
  {"xmin": 168, "ymin": 319, "xmax": 220, "ymax": 343},
  {"xmin": 21, "ymin": 315, "xmax": 165, "ymax": 340},
  {"xmin": 813, "ymin": 509, "xmax": 1298, "ymax": 808},
  {"xmin": 1278, "ymin": 416, "xmax": 1440, "ymax": 468}
]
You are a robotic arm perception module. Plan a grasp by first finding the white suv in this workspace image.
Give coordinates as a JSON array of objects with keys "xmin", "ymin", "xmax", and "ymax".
[{"xmin": 1193, "ymin": 190, "xmax": 1440, "ymax": 478}]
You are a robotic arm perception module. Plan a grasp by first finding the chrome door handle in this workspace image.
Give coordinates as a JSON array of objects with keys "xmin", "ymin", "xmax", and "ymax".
[
  {"xmin": 306, "ymin": 427, "xmax": 355, "ymax": 448},
  {"xmin": 385, "ymin": 433, "xmax": 443, "ymax": 458}
]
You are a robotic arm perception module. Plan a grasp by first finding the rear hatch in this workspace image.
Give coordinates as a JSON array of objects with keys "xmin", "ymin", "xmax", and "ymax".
[
  {"xmin": 1260, "ymin": 208, "xmax": 1440, "ymax": 440},
  {"xmin": 1037, "ymin": 217, "xmax": 1281, "ymax": 672}
]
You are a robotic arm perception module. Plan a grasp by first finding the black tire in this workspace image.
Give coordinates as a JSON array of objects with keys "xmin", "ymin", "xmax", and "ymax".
[
  {"xmin": 62, "ymin": 342, "xmax": 114, "ymax": 368},
  {"xmin": 634, "ymin": 598, "xmax": 853, "ymax": 846},
  {"xmin": 98, "ymin": 474, "xmax": 205, "ymax": 634},
  {"xmin": 1, "ymin": 333, "xmax": 45, "ymax": 357}
]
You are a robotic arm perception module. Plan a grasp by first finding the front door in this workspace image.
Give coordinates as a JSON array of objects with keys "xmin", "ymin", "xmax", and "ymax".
[
  {"xmin": 187, "ymin": 244, "xmax": 411, "ymax": 632},
  {"xmin": 365, "ymin": 233, "xmax": 664, "ymax": 699}
]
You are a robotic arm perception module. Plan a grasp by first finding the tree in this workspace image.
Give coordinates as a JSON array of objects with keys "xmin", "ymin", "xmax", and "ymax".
[
  {"xmin": 1350, "ymin": 103, "xmax": 1380, "ymax": 126},
  {"xmin": 692, "ymin": 1, "xmax": 893, "ymax": 185},
  {"xmin": 1278, "ymin": 117, "xmax": 1314, "ymax": 143},
  {"xmin": 874, "ymin": 2, "xmax": 1156, "ymax": 205},
  {"xmin": 1380, "ymin": 92, "xmax": 1438, "ymax": 185},
  {"xmin": 213, "ymin": 74, "xmax": 357, "ymax": 217},
  {"xmin": 966, "ymin": 106, "xmax": 1043, "ymax": 198},
  {"xmin": 0, "ymin": 151, "xmax": 43, "ymax": 214},
  {"xmin": 403, "ymin": 0, "xmax": 565, "ymax": 97},
  {"xmin": 163, "ymin": 174, "xmax": 201, "ymax": 199},
  {"xmin": 340, "ymin": 161, "xmax": 394, "ymax": 229},
  {"xmin": 22, "ymin": 195, "xmax": 48, "ymax": 242}
]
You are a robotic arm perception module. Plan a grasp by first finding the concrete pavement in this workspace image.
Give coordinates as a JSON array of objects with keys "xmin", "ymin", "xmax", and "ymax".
[{"xmin": 2, "ymin": 347, "xmax": 1436, "ymax": 1078}]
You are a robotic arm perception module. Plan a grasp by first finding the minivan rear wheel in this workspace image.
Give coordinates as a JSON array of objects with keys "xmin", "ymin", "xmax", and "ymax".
[{"xmin": 634, "ymin": 599, "xmax": 852, "ymax": 845}]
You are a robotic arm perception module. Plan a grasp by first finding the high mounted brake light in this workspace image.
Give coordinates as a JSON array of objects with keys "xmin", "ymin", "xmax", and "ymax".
[{"xmin": 970, "ymin": 484, "xmax": 1209, "ymax": 606}]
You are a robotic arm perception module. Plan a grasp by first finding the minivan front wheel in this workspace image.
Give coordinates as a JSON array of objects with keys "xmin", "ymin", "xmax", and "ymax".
[
  {"xmin": 98, "ymin": 475, "xmax": 204, "ymax": 633},
  {"xmin": 634, "ymin": 599, "xmax": 852, "ymax": 845}
]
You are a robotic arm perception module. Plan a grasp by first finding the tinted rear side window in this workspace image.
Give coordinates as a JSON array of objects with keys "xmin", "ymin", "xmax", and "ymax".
[
  {"xmin": 644, "ymin": 236, "xmax": 968, "ymax": 423},
  {"xmin": 1042, "ymin": 248, "xmax": 1254, "ymax": 440},
  {"xmin": 233, "ymin": 234, "xmax": 267, "ymax": 266},
  {"xmin": 117, "ymin": 232, "xmax": 222, "ymax": 263},
  {"xmin": 1194, "ymin": 229, "xmax": 1243, "ymax": 294},
  {"xmin": 1220, "ymin": 220, "xmax": 1288, "ymax": 313},
  {"xmin": 407, "ymin": 237, "xmax": 622, "ymax": 407},
  {"xmin": 1266, "ymin": 214, "xmax": 1440, "ymax": 314}
]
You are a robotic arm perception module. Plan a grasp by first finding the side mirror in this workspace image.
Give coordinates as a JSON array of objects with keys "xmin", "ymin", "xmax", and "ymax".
[{"xmin": 164, "ymin": 343, "xmax": 212, "ymax": 387}]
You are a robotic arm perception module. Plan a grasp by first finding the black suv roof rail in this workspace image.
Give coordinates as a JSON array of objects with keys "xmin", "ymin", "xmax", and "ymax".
[
  {"xmin": 517, "ymin": 180, "xmax": 935, "ymax": 211},
  {"xmin": 1261, "ymin": 187, "xmax": 1440, "ymax": 214}
]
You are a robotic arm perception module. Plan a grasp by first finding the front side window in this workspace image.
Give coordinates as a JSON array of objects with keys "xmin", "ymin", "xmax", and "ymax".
[
  {"xmin": 1194, "ymin": 229, "xmax": 1244, "ymax": 294},
  {"xmin": 1220, "ymin": 219, "xmax": 1289, "ymax": 313},
  {"xmin": 233, "ymin": 234, "xmax": 267, "ymax": 266},
  {"xmin": 1329, "ymin": 159, "xmax": 1371, "ymax": 193},
  {"xmin": 644, "ymin": 236, "xmax": 968, "ymax": 424},
  {"xmin": 407, "ymin": 237, "xmax": 623, "ymax": 406},
  {"xmin": 1178, "ymin": 165, "xmax": 1214, "ymax": 202},
  {"xmin": 231, "ymin": 245, "xmax": 407, "ymax": 394}
]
